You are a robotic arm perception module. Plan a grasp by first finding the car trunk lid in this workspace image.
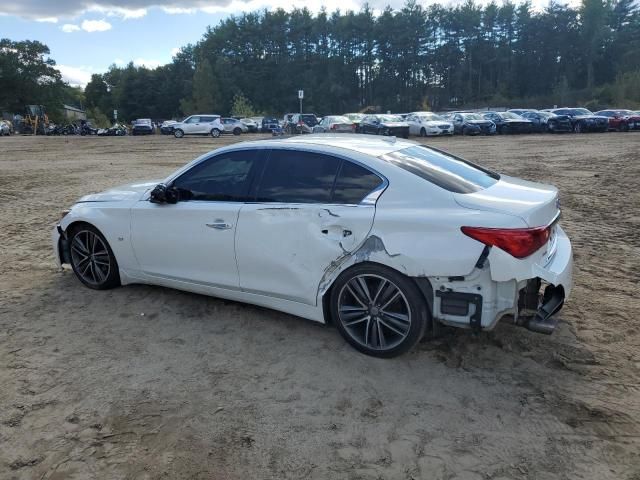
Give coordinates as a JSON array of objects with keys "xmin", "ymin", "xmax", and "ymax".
[{"xmin": 454, "ymin": 175, "xmax": 559, "ymax": 227}]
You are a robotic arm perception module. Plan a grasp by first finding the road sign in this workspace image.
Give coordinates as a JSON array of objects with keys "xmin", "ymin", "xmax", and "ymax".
[
  {"xmin": 114, "ymin": 109, "xmax": 118, "ymax": 120},
  {"xmin": 298, "ymin": 90, "xmax": 304, "ymax": 99}
]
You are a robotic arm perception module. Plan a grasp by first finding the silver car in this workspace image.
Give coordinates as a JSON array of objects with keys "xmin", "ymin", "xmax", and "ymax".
[
  {"xmin": 173, "ymin": 115, "xmax": 222, "ymax": 138},
  {"xmin": 312, "ymin": 115, "xmax": 355, "ymax": 133},
  {"xmin": 220, "ymin": 118, "xmax": 248, "ymax": 135}
]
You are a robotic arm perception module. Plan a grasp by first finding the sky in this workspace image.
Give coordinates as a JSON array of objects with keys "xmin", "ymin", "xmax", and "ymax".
[{"xmin": 0, "ymin": 0, "xmax": 558, "ymax": 88}]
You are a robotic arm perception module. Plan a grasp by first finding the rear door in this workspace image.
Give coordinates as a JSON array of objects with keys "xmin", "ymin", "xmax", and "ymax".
[{"xmin": 235, "ymin": 149, "xmax": 384, "ymax": 305}]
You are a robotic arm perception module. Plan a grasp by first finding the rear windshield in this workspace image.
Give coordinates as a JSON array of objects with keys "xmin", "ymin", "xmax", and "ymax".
[{"xmin": 380, "ymin": 145, "xmax": 499, "ymax": 194}]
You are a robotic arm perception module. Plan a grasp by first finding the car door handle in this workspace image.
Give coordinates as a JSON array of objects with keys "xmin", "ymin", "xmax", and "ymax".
[
  {"xmin": 322, "ymin": 228, "xmax": 352, "ymax": 237},
  {"xmin": 206, "ymin": 222, "xmax": 232, "ymax": 230}
]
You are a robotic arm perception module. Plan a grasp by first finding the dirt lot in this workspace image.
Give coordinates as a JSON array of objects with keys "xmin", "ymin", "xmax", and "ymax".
[{"xmin": 0, "ymin": 132, "xmax": 638, "ymax": 480}]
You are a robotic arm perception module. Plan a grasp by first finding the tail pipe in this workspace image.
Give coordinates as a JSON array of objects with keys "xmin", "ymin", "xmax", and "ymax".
[{"xmin": 526, "ymin": 285, "xmax": 565, "ymax": 335}]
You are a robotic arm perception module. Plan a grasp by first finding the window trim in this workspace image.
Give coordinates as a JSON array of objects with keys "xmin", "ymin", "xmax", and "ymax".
[{"xmin": 249, "ymin": 147, "xmax": 388, "ymax": 207}]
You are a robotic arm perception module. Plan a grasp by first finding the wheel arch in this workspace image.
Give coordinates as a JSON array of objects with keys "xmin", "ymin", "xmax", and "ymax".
[{"xmin": 320, "ymin": 260, "xmax": 434, "ymax": 325}]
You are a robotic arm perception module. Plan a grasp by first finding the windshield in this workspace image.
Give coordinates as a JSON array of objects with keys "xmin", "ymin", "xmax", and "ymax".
[
  {"xmin": 572, "ymin": 108, "xmax": 592, "ymax": 115},
  {"xmin": 380, "ymin": 115, "xmax": 402, "ymax": 122},
  {"xmin": 345, "ymin": 113, "xmax": 364, "ymax": 121},
  {"xmin": 380, "ymin": 145, "xmax": 499, "ymax": 194},
  {"xmin": 329, "ymin": 116, "xmax": 351, "ymax": 123},
  {"xmin": 462, "ymin": 113, "xmax": 483, "ymax": 120}
]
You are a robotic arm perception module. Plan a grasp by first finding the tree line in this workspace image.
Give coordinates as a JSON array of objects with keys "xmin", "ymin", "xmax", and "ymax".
[{"xmin": 3, "ymin": 0, "xmax": 639, "ymax": 123}]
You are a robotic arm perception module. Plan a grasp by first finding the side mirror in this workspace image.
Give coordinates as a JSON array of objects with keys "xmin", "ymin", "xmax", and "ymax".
[{"xmin": 150, "ymin": 184, "xmax": 179, "ymax": 204}]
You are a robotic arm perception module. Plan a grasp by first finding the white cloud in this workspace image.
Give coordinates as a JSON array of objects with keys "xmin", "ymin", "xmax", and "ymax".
[
  {"xmin": 171, "ymin": 47, "xmax": 181, "ymax": 57},
  {"xmin": 61, "ymin": 23, "xmax": 81, "ymax": 32},
  {"xmin": 162, "ymin": 7, "xmax": 196, "ymax": 14},
  {"xmin": 81, "ymin": 19, "xmax": 112, "ymax": 32},
  {"xmin": 56, "ymin": 65, "xmax": 96, "ymax": 87},
  {"xmin": 36, "ymin": 16, "xmax": 58, "ymax": 23},
  {"xmin": 89, "ymin": 6, "xmax": 148, "ymax": 19},
  {"xmin": 114, "ymin": 58, "xmax": 126, "ymax": 65}
]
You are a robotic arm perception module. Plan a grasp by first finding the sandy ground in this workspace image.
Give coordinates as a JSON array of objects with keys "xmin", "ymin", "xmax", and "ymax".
[{"xmin": 0, "ymin": 132, "xmax": 639, "ymax": 480}]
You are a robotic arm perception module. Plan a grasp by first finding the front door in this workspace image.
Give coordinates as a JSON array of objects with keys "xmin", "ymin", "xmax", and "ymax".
[
  {"xmin": 130, "ymin": 149, "xmax": 259, "ymax": 288},
  {"xmin": 235, "ymin": 149, "xmax": 383, "ymax": 305}
]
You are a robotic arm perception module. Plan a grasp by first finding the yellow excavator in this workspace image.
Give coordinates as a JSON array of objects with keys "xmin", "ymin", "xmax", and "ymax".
[{"xmin": 18, "ymin": 105, "xmax": 49, "ymax": 135}]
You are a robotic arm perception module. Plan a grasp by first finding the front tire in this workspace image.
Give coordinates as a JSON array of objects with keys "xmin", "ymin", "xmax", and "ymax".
[
  {"xmin": 68, "ymin": 225, "xmax": 120, "ymax": 290},
  {"xmin": 174, "ymin": 129, "xmax": 184, "ymax": 138},
  {"xmin": 330, "ymin": 264, "xmax": 428, "ymax": 358},
  {"xmin": 573, "ymin": 122, "xmax": 583, "ymax": 133},
  {"xmin": 420, "ymin": 128, "xmax": 426, "ymax": 137}
]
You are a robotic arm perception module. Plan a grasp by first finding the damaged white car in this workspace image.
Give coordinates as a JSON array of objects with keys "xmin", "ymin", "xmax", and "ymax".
[{"xmin": 53, "ymin": 135, "xmax": 572, "ymax": 357}]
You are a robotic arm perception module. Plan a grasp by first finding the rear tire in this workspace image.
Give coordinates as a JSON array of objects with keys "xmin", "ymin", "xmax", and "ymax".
[
  {"xmin": 233, "ymin": 127, "xmax": 242, "ymax": 136},
  {"xmin": 211, "ymin": 128, "xmax": 221, "ymax": 138},
  {"xmin": 330, "ymin": 264, "xmax": 428, "ymax": 358}
]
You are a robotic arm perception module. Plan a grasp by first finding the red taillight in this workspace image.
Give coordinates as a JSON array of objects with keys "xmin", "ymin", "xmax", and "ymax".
[
  {"xmin": 461, "ymin": 225, "xmax": 551, "ymax": 259},
  {"xmin": 298, "ymin": 120, "xmax": 304, "ymax": 125},
  {"xmin": 331, "ymin": 124, "xmax": 337, "ymax": 130}
]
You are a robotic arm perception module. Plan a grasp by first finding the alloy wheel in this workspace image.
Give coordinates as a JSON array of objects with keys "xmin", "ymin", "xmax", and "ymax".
[
  {"xmin": 70, "ymin": 230, "xmax": 112, "ymax": 286},
  {"xmin": 337, "ymin": 274, "xmax": 412, "ymax": 351}
]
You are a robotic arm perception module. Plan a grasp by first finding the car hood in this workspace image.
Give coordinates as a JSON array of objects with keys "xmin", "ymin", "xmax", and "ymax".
[
  {"xmin": 380, "ymin": 122, "xmax": 409, "ymax": 127},
  {"xmin": 572, "ymin": 115, "xmax": 608, "ymax": 120},
  {"xmin": 423, "ymin": 120, "xmax": 452, "ymax": 127},
  {"xmin": 466, "ymin": 120, "xmax": 492, "ymax": 126},
  {"xmin": 454, "ymin": 175, "xmax": 559, "ymax": 227},
  {"xmin": 503, "ymin": 118, "xmax": 531, "ymax": 124},
  {"xmin": 77, "ymin": 180, "xmax": 160, "ymax": 203}
]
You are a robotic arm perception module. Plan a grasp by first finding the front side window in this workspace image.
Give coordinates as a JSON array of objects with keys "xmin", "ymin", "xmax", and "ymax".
[
  {"xmin": 172, "ymin": 150, "xmax": 257, "ymax": 202},
  {"xmin": 380, "ymin": 145, "xmax": 499, "ymax": 194},
  {"xmin": 255, "ymin": 150, "xmax": 340, "ymax": 203},
  {"xmin": 185, "ymin": 116, "xmax": 200, "ymax": 124}
]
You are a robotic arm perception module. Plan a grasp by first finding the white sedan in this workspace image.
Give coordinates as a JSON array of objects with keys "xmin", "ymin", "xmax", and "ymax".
[
  {"xmin": 52, "ymin": 135, "xmax": 572, "ymax": 357},
  {"xmin": 406, "ymin": 112, "xmax": 454, "ymax": 137}
]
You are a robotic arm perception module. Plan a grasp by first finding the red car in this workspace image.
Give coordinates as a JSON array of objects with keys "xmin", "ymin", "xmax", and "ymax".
[{"xmin": 595, "ymin": 109, "xmax": 640, "ymax": 131}]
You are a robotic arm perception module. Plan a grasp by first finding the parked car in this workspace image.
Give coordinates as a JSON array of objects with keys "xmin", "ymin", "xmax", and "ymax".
[
  {"xmin": 239, "ymin": 118, "xmax": 259, "ymax": 133},
  {"xmin": 220, "ymin": 118, "xmax": 248, "ymax": 135},
  {"xmin": 53, "ymin": 135, "xmax": 572, "ymax": 357},
  {"xmin": 160, "ymin": 120, "xmax": 177, "ymax": 135},
  {"xmin": 520, "ymin": 111, "xmax": 573, "ymax": 133},
  {"xmin": 507, "ymin": 109, "xmax": 535, "ymax": 116},
  {"xmin": 344, "ymin": 113, "xmax": 365, "ymax": 133},
  {"xmin": 172, "ymin": 115, "xmax": 222, "ymax": 138},
  {"xmin": 594, "ymin": 109, "xmax": 640, "ymax": 131},
  {"xmin": 359, "ymin": 114, "xmax": 410, "ymax": 138},
  {"xmin": 406, "ymin": 112, "xmax": 453, "ymax": 137},
  {"xmin": 312, "ymin": 115, "xmax": 355, "ymax": 133},
  {"xmin": 548, "ymin": 108, "xmax": 608, "ymax": 133},
  {"xmin": 482, "ymin": 111, "xmax": 532, "ymax": 134},
  {"xmin": 132, "ymin": 118, "xmax": 155, "ymax": 136},
  {"xmin": 0, "ymin": 120, "xmax": 12, "ymax": 136},
  {"xmin": 261, "ymin": 116, "xmax": 280, "ymax": 133},
  {"xmin": 450, "ymin": 112, "xmax": 496, "ymax": 135},
  {"xmin": 287, "ymin": 113, "xmax": 319, "ymax": 134}
]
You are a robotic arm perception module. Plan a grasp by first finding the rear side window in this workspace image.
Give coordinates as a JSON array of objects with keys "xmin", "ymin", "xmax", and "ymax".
[
  {"xmin": 333, "ymin": 162, "xmax": 383, "ymax": 204},
  {"xmin": 256, "ymin": 150, "xmax": 340, "ymax": 203},
  {"xmin": 380, "ymin": 145, "xmax": 499, "ymax": 194},
  {"xmin": 255, "ymin": 150, "xmax": 383, "ymax": 204}
]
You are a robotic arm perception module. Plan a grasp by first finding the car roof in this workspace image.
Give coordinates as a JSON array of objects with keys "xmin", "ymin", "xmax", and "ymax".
[{"xmin": 224, "ymin": 134, "xmax": 416, "ymax": 157}]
